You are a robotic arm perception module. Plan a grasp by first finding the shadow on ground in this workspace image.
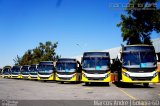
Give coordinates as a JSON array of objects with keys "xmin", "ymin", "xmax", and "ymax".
[
  {"xmin": 114, "ymin": 82, "xmax": 154, "ymax": 88},
  {"xmin": 56, "ymin": 81, "xmax": 82, "ymax": 85},
  {"xmin": 82, "ymin": 82, "xmax": 110, "ymax": 87}
]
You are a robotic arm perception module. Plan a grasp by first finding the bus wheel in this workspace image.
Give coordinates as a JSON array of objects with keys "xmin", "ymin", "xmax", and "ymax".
[
  {"xmin": 61, "ymin": 81, "xmax": 64, "ymax": 84},
  {"xmin": 85, "ymin": 82, "xmax": 89, "ymax": 86},
  {"xmin": 106, "ymin": 82, "xmax": 109, "ymax": 86},
  {"xmin": 143, "ymin": 83, "xmax": 149, "ymax": 87}
]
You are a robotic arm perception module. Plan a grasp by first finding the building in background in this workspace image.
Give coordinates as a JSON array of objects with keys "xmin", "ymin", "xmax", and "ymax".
[{"xmin": 73, "ymin": 38, "xmax": 160, "ymax": 62}]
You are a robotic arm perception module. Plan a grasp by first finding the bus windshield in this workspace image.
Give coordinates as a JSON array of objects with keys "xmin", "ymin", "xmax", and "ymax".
[
  {"xmin": 38, "ymin": 65, "xmax": 53, "ymax": 72},
  {"xmin": 11, "ymin": 68, "xmax": 20, "ymax": 73},
  {"xmin": 82, "ymin": 57, "xmax": 110, "ymax": 70},
  {"xmin": 29, "ymin": 67, "xmax": 37, "ymax": 72},
  {"xmin": 56, "ymin": 63, "xmax": 76, "ymax": 72},
  {"xmin": 3, "ymin": 68, "xmax": 10, "ymax": 74},
  {"xmin": 21, "ymin": 68, "xmax": 29, "ymax": 72},
  {"xmin": 122, "ymin": 51, "xmax": 156, "ymax": 68}
]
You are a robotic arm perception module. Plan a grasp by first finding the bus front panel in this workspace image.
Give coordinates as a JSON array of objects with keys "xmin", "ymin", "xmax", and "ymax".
[
  {"xmin": 29, "ymin": 65, "xmax": 38, "ymax": 80},
  {"xmin": 81, "ymin": 70, "xmax": 111, "ymax": 82},
  {"xmin": 11, "ymin": 66, "xmax": 21, "ymax": 79},
  {"xmin": 55, "ymin": 61, "xmax": 80, "ymax": 82},
  {"xmin": 38, "ymin": 73, "xmax": 54, "ymax": 80},
  {"xmin": 81, "ymin": 56, "xmax": 111, "ymax": 83},
  {"xmin": 121, "ymin": 68, "xmax": 159, "ymax": 83},
  {"xmin": 38, "ymin": 63, "xmax": 54, "ymax": 81},
  {"xmin": 21, "ymin": 66, "xmax": 30, "ymax": 79},
  {"xmin": 2, "ymin": 68, "xmax": 11, "ymax": 78},
  {"xmin": 55, "ymin": 72, "xmax": 77, "ymax": 82},
  {"xmin": 120, "ymin": 47, "xmax": 158, "ymax": 83}
]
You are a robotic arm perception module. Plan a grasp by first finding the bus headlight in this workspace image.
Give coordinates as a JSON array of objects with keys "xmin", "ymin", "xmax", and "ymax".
[
  {"xmin": 123, "ymin": 72, "xmax": 130, "ymax": 77},
  {"xmin": 105, "ymin": 73, "xmax": 110, "ymax": 78},
  {"xmin": 153, "ymin": 72, "xmax": 158, "ymax": 77},
  {"xmin": 71, "ymin": 74, "xmax": 76, "ymax": 78},
  {"xmin": 56, "ymin": 73, "xmax": 58, "ymax": 77},
  {"xmin": 82, "ymin": 73, "xmax": 87, "ymax": 78},
  {"xmin": 50, "ymin": 74, "xmax": 53, "ymax": 77}
]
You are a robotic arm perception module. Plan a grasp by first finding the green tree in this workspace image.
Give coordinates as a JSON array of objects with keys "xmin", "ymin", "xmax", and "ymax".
[
  {"xmin": 117, "ymin": 0, "xmax": 160, "ymax": 45},
  {"xmin": 13, "ymin": 55, "xmax": 22, "ymax": 66},
  {"xmin": 20, "ymin": 50, "xmax": 33, "ymax": 65},
  {"xmin": 13, "ymin": 41, "xmax": 59, "ymax": 66}
]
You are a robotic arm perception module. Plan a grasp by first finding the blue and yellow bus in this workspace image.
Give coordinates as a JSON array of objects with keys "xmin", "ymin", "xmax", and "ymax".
[
  {"xmin": 81, "ymin": 52, "xmax": 111, "ymax": 85},
  {"xmin": 29, "ymin": 65, "xmax": 38, "ymax": 80},
  {"xmin": 11, "ymin": 66, "xmax": 21, "ymax": 79},
  {"xmin": 21, "ymin": 65, "xmax": 30, "ymax": 79},
  {"xmin": 114, "ymin": 45, "xmax": 159, "ymax": 87},
  {"xmin": 38, "ymin": 61, "xmax": 55, "ymax": 81},
  {"xmin": 55, "ymin": 58, "xmax": 81, "ymax": 83},
  {"xmin": 2, "ymin": 66, "xmax": 12, "ymax": 78}
]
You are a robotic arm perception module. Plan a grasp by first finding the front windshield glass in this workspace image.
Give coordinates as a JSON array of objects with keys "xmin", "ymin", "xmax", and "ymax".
[
  {"xmin": 56, "ymin": 63, "xmax": 76, "ymax": 72},
  {"xmin": 82, "ymin": 57, "xmax": 110, "ymax": 70},
  {"xmin": 3, "ymin": 68, "xmax": 10, "ymax": 74},
  {"xmin": 11, "ymin": 67, "xmax": 20, "ymax": 73},
  {"xmin": 122, "ymin": 51, "xmax": 156, "ymax": 68},
  {"xmin": 29, "ymin": 67, "xmax": 37, "ymax": 72},
  {"xmin": 21, "ymin": 67, "xmax": 29, "ymax": 72},
  {"xmin": 38, "ymin": 65, "xmax": 53, "ymax": 73}
]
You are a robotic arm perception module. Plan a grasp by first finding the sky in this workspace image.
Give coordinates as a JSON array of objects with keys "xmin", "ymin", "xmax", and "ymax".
[{"xmin": 0, "ymin": 0, "xmax": 159, "ymax": 68}]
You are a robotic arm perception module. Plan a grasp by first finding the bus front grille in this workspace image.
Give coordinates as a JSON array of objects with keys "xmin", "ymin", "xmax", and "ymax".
[
  {"xmin": 130, "ymin": 76, "xmax": 153, "ymax": 81},
  {"xmin": 87, "ymin": 77, "xmax": 105, "ymax": 80},
  {"xmin": 58, "ymin": 77, "xmax": 71, "ymax": 80},
  {"xmin": 40, "ymin": 77, "xmax": 49, "ymax": 79}
]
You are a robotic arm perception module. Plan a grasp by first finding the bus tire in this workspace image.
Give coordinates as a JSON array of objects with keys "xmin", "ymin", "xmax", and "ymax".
[
  {"xmin": 61, "ymin": 81, "xmax": 64, "ymax": 84},
  {"xmin": 143, "ymin": 83, "xmax": 149, "ymax": 87},
  {"xmin": 106, "ymin": 82, "xmax": 109, "ymax": 86},
  {"xmin": 85, "ymin": 82, "xmax": 89, "ymax": 86}
]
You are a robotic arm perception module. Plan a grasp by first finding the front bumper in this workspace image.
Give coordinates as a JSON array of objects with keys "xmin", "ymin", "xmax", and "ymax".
[{"xmin": 81, "ymin": 70, "xmax": 111, "ymax": 82}]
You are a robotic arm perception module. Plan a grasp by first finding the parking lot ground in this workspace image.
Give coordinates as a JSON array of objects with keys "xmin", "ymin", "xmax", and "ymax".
[{"xmin": 0, "ymin": 78, "xmax": 160, "ymax": 106}]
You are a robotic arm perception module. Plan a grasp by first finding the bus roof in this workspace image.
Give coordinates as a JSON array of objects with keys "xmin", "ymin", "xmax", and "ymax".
[
  {"xmin": 57, "ymin": 58, "xmax": 77, "ymax": 63},
  {"xmin": 122, "ymin": 45, "xmax": 155, "ymax": 52},
  {"xmin": 39, "ymin": 61, "xmax": 54, "ymax": 65},
  {"xmin": 11, "ymin": 66, "xmax": 21, "ymax": 69},
  {"xmin": 125, "ymin": 44, "xmax": 153, "ymax": 46},
  {"xmin": 83, "ymin": 52, "xmax": 110, "ymax": 57},
  {"xmin": 3, "ymin": 66, "xmax": 11, "ymax": 69}
]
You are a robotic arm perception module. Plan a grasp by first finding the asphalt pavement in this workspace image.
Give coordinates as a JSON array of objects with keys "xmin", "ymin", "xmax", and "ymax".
[{"xmin": 0, "ymin": 78, "xmax": 160, "ymax": 106}]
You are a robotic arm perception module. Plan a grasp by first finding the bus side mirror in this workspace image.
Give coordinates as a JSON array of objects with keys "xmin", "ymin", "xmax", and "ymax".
[
  {"xmin": 156, "ymin": 54, "xmax": 159, "ymax": 61},
  {"xmin": 81, "ymin": 57, "xmax": 83, "ymax": 63}
]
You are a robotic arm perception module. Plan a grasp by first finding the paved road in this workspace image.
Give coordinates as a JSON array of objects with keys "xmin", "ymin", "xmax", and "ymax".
[{"xmin": 0, "ymin": 78, "xmax": 160, "ymax": 106}]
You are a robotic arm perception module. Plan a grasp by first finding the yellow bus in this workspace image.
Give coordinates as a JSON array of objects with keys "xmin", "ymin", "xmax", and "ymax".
[
  {"xmin": 37, "ymin": 61, "xmax": 54, "ymax": 81},
  {"xmin": 11, "ymin": 66, "xmax": 21, "ymax": 79},
  {"xmin": 2, "ymin": 66, "xmax": 11, "ymax": 78},
  {"xmin": 114, "ymin": 45, "xmax": 159, "ymax": 87},
  {"xmin": 81, "ymin": 52, "xmax": 111, "ymax": 85},
  {"xmin": 55, "ymin": 58, "xmax": 81, "ymax": 83},
  {"xmin": 29, "ymin": 65, "xmax": 38, "ymax": 80},
  {"xmin": 21, "ymin": 65, "xmax": 30, "ymax": 79}
]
